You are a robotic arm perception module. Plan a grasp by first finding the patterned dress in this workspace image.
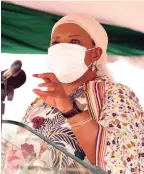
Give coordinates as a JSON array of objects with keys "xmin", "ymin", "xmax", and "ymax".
[{"xmin": 3, "ymin": 76, "xmax": 144, "ymax": 174}]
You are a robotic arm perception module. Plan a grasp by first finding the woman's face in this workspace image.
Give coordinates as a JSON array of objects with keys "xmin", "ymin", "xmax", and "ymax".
[{"xmin": 51, "ymin": 23, "xmax": 100, "ymax": 66}]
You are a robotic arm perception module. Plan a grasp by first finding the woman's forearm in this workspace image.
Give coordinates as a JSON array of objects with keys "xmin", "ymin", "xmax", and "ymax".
[{"xmin": 67, "ymin": 111, "xmax": 98, "ymax": 165}]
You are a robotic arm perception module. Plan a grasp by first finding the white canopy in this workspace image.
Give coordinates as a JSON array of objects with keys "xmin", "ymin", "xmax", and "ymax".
[{"xmin": 4, "ymin": 0, "xmax": 144, "ymax": 33}]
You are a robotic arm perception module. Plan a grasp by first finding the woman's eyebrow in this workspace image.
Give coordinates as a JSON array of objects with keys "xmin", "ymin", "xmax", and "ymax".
[
  {"xmin": 52, "ymin": 35, "xmax": 81, "ymax": 40},
  {"xmin": 69, "ymin": 35, "xmax": 81, "ymax": 38},
  {"xmin": 52, "ymin": 36, "xmax": 60, "ymax": 39}
]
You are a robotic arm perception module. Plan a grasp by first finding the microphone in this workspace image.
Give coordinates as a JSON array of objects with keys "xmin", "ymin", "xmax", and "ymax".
[
  {"xmin": 1, "ymin": 61, "xmax": 26, "ymax": 117},
  {"xmin": 1, "ymin": 60, "xmax": 22, "ymax": 84},
  {"xmin": 1, "ymin": 69, "xmax": 26, "ymax": 89}
]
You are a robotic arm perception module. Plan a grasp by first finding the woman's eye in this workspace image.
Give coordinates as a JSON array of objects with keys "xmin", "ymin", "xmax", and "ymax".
[
  {"xmin": 51, "ymin": 41, "xmax": 60, "ymax": 45},
  {"xmin": 70, "ymin": 39, "xmax": 80, "ymax": 44}
]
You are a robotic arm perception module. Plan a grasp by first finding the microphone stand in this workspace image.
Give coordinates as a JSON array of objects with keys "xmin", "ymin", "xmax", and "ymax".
[{"xmin": 1, "ymin": 80, "xmax": 14, "ymax": 121}]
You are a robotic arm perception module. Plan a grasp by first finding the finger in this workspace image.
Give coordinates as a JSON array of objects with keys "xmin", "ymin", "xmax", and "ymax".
[
  {"xmin": 38, "ymin": 73, "xmax": 55, "ymax": 78},
  {"xmin": 33, "ymin": 89, "xmax": 56, "ymax": 97},
  {"xmin": 33, "ymin": 73, "xmax": 59, "ymax": 84},
  {"xmin": 32, "ymin": 74, "xmax": 47, "ymax": 80},
  {"xmin": 38, "ymin": 73, "xmax": 58, "ymax": 81},
  {"xmin": 33, "ymin": 74, "xmax": 50, "ymax": 80},
  {"xmin": 33, "ymin": 74, "xmax": 49, "ymax": 78},
  {"xmin": 33, "ymin": 75, "xmax": 51, "ymax": 83},
  {"xmin": 32, "ymin": 74, "xmax": 39, "ymax": 77}
]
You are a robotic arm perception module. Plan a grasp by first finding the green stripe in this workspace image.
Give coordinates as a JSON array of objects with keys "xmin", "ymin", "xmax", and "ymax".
[{"xmin": 1, "ymin": 2, "xmax": 144, "ymax": 56}]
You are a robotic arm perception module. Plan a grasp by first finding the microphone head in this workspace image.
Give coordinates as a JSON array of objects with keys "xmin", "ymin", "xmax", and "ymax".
[
  {"xmin": 10, "ymin": 60, "xmax": 22, "ymax": 77},
  {"xmin": 6, "ymin": 70, "xmax": 26, "ymax": 89}
]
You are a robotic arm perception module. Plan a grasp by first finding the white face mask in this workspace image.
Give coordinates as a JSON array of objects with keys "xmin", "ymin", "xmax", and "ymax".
[{"xmin": 47, "ymin": 43, "xmax": 95, "ymax": 83}]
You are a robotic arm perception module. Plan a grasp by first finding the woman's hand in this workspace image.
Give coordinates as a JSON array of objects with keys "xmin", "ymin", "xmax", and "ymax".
[{"xmin": 32, "ymin": 73, "xmax": 73, "ymax": 113}]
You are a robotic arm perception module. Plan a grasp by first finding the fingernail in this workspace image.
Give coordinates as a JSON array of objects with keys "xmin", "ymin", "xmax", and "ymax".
[
  {"xmin": 32, "ymin": 74, "xmax": 38, "ymax": 76},
  {"xmin": 38, "ymin": 74, "xmax": 42, "ymax": 77}
]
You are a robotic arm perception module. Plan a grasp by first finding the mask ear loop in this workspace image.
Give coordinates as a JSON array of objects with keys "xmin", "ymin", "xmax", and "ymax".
[
  {"xmin": 86, "ymin": 47, "xmax": 98, "ymax": 73},
  {"xmin": 87, "ymin": 47, "xmax": 96, "ymax": 52},
  {"xmin": 86, "ymin": 47, "xmax": 98, "ymax": 71},
  {"xmin": 92, "ymin": 61, "xmax": 97, "ymax": 71}
]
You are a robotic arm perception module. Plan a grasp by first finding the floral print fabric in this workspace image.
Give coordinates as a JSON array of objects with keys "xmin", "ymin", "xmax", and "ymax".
[
  {"xmin": 99, "ymin": 80, "xmax": 144, "ymax": 173},
  {"xmin": 2, "ymin": 76, "xmax": 144, "ymax": 174}
]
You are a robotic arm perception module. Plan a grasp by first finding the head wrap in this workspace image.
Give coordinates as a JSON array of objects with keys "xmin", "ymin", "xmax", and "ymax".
[{"xmin": 52, "ymin": 13, "xmax": 112, "ymax": 80}]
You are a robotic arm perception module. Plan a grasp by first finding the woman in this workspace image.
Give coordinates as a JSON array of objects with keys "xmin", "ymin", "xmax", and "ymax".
[{"xmin": 5, "ymin": 14, "xmax": 144, "ymax": 174}]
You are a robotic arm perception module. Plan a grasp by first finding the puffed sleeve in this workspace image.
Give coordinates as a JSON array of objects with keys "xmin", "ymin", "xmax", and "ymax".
[{"xmin": 95, "ymin": 83, "xmax": 144, "ymax": 174}]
